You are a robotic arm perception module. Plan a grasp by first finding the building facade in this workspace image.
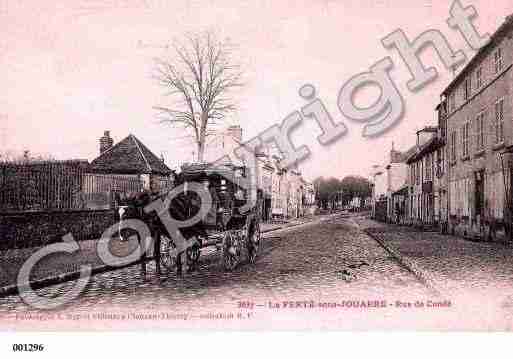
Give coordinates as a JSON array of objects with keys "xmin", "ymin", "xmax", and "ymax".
[
  {"xmin": 302, "ymin": 180, "xmax": 316, "ymax": 215},
  {"xmin": 386, "ymin": 144, "xmax": 415, "ymax": 223},
  {"xmin": 371, "ymin": 144, "xmax": 416, "ymax": 223},
  {"xmin": 442, "ymin": 15, "xmax": 513, "ymax": 240},
  {"xmin": 203, "ymin": 125, "xmax": 313, "ymax": 222},
  {"xmin": 406, "ymin": 127, "xmax": 446, "ymax": 228}
]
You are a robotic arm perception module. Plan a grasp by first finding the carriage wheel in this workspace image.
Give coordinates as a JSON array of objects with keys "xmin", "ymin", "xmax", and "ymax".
[
  {"xmin": 247, "ymin": 222, "xmax": 261, "ymax": 264},
  {"xmin": 222, "ymin": 231, "xmax": 241, "ymax": 271}
]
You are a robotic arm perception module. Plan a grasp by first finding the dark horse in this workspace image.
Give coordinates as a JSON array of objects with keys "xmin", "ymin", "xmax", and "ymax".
[{"xmin": 116, "ymin": 189, "xmax": 208, "ymax": 275}]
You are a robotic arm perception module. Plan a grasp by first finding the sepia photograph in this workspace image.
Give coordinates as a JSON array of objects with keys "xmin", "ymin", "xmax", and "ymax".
[{"xmin": 1, "ymin": 0, "xmax": 513, "ymax": 355}]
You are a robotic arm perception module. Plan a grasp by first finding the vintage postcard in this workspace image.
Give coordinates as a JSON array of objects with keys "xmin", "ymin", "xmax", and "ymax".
[{"xmin": 1, "ymin": 0, "xmax": 513, "ymax": 342}]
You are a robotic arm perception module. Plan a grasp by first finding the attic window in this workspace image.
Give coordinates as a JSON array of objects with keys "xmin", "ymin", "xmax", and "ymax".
[
  {"xmin": 464, "ymin": 77, "xmax": 471, "ymax": 101},
  {"xmin": 476, "ymin": 67, "xmax": 483, "ymax": 89},
  {"xmin": 494, "ymin": 48, "xmax": 503, "ymax": 74}
]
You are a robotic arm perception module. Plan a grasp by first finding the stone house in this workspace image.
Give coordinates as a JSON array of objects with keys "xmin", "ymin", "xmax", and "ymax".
[
  {"xmin": 268, "ymin": 158, "xmax": 307, "ymax": 220},
  {"xmin": 301, "ymin": 179, "xmax": 316, "ymax": 215},
  {"xmin": 406, "ymin": 126, "xmax": 446, "ymax": 228},
  {"xmin": 255, "ymin": 152, "xmax": 274, "ymax": 221},
  {"xmin": 270, "ymin": 158, "xmax": 288, "ymax": 219},
  {"xmin": 288, "ymin": 169, "xmax": 304, "ymax": 218},
  {"xmin": 203, "ymin": 125, "xmax": 276, "ymax": 221},
  {"xmin": 371, "ymin": 143, "xmax": 415, "ymax": 223},
  {"xmin": 386, "ymin": 143, "xmax": 416, "ymax": 223},
  {"xmin": 83, "ymin": 131, "xmax": 173, "ymax": 209},
  {"xmin": 202, "ymin": 125, "xmax": 311, "ymax": 221},
  {"xmin": 442, "ymin": 14, "xmax": 513, "ymax": 240}
]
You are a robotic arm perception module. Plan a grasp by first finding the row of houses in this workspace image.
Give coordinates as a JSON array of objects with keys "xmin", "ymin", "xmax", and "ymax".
[
  {"xmin": 202, "ymin": 125, "xmax": 316, "ymax": 221},
  {"xmin": 92, "ymin": 126, "xmax": 316, "ymax": 221},
  {"xmin": 0, "ymin": 127, "xmax": 315, "ymax": 222},
  {"xmin": 371, "ymin": 14, "xmax": 513, "ymax": 242}
]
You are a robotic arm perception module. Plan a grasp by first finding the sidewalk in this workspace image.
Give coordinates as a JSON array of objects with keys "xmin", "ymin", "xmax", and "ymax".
[
  {"xmin": 354, "ymin": 216, "xmax": 513, "ymax": 298},
  {"xmin": 260, "ymin": 217, "xmax": 310, "ymax": 233},
  {"xmin": 0, "ymin": 216, "xmax": 316, "ymax": 296}
]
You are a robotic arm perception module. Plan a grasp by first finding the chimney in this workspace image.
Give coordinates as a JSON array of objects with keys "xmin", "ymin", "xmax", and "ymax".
[
  {"xmin": 227, "ymin": 125, "xmax": 242, "ymax": 143},
  {"xmin": 99, "ymin": 130, "xmax": 113, "ymax": 154},
  {"xmin": 390, "ymin": 142, "xmax": 403, "ymax": 163}
]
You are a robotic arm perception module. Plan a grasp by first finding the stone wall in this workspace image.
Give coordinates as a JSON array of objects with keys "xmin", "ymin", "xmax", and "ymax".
[{"xmin": 0, "ymin": 210, "xmax": 117, "ymax": 250}]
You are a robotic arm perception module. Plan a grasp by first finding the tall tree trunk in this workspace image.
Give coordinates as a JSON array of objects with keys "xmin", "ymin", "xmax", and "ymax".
[
  {"xmin": 197, "ymin": 141, "xmax": 204, "ymax": 162},
  {"xmin": 197, "ymin": 112, "xmax": 208, "ymax": 163}
]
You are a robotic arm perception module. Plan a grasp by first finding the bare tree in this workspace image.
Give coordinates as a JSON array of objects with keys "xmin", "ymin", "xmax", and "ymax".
[
  {"xmin": 0, "ymin": 149, "xmax": 55, "ymax": 163},
  {"xmin": 153, "ymin": 32, "xmax": 243, "ymax": 163}
]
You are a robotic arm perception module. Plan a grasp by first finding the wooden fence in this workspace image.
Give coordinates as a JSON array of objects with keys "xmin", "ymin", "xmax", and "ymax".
[
  {"xmin": 81, "ymin": 173, "xmax": 143, "ymax": 209},
  {"xmin": 0, "ymin": 161, "xmax": 152, "ymax": 212},
  {"xmin": 0, "ymin": 160, "xmax": 89, "ymax": 212}
]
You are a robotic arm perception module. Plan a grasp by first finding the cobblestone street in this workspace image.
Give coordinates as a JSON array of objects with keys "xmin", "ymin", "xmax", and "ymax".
[
  {"xmin": 0, "ymin": 219, "xmax": 303, "ymax": 288},
  {"xmin": 1, "ymin": 214, "xmax": 512, "ymax": 330},
  {"xmin": 355, "ymin": 216, "xmax": 513, "ymax": 329},
  {"xmin": 355, "ymin": 217, "xmax": 513, "ymax": 294}
]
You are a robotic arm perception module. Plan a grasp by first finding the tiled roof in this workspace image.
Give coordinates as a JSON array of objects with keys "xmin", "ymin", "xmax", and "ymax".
[
  {"xmin": 406, "ymin": 137, "xmax": 443, "ymax": 164},
  {"xmin": 399, "ymin": 145, "xmax": 418, "ymax": 163},
  {"xmin": 90, "ymin": 134, "xmax": 171, "ymax": 175},
  {"xmin": 392, "ymin": 184, "xmax": 409, "ymax": 196}
]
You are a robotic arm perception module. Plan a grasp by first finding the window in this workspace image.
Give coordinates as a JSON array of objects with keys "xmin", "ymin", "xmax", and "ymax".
[
  {"xmin": 462, "ymin": 122, "xmax": 470, "ymax": 158},
  {"xmin": 476, "ymin": 67, "xmax": 483, "ymax": 89},
  {"xmin": 494, "ymin": 48, "xmax": 503, "ymax": 73},
  {"xmin": 416, "ymin": 162, "xmax": 420, "ymax": 185},
  {"xmin": 449, "ymin": 92, "xmax": 456, "ymax": 111},
  {"xmin": 450, "ymin": 131, "xmax": 457, "ymax": 163},
  {"xmin": 495, "ymin": 98, "xmax": 504, "ymax": 144},
  {"xmin": 440, "ymin": 117, "xmax": 447, "ymax": 139},
  {"xmin": 464, "ymin": 77, "xmax": 472, "ymax": 100},
  {"xmin": 475, "ymin": 111, "xmax": 485, "ymax": 151},
  {"xmin": 426, "ymin": 154, "xmax": 432, "ymax": 181},
  {"xmin": 437, "ymin": 148, "xmax": 444, "ymax": 177}
]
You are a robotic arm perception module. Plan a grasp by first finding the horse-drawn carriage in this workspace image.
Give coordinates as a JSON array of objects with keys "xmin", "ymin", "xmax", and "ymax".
[{"xmin": 117, "ymin": 162, "xmax": 263, "ymax": 273}]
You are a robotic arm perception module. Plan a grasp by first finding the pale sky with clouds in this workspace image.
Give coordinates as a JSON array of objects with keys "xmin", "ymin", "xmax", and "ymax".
[{"xmin": 2, "ymin": 0, "xmax": 513, "ymax": 181}]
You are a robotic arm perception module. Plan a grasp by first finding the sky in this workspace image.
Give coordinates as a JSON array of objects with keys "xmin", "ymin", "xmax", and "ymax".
[{"xmin": 2, "ymin": 0, "xmax": 513, "ymax": 181}]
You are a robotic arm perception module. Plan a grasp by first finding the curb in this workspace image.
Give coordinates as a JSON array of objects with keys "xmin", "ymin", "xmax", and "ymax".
[
  {"xmin": 261, "ymin": 221, "xmax": 303, "ymax": 234},
  {"xmin": 0, "ymin": 217, "xmax": 319, "ymax": 299},
  {"xmin": 261, "ymin": 226, "xmax": 284, "ymax": 233},
  {"xmin": 359, "ymin": 225, "xmax": 444, "ymax": 298},
  {"xmin": 0, "ymin": 258, "xmax": 149, "ymax": 298}
]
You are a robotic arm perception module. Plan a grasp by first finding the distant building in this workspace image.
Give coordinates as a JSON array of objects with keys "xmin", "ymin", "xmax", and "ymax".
[
  {"xmin": 203, "ymin": 125, "xmax": 277, "ymax": 221},
  {"xmin": 406, "ymin": 126, "xmax": 446, "ymax": 228},
  {"xmin": 256, "ymin": 152, "xmax": 274, "ymax": 221},
  {"xmin": 371, "ymin": 164, "xmax": 387, "ymax": 220},
  {"xmin": 203, "ymin": 125, "xmax": 244, "ymax": 165},
  {"xmin": 350, "ymin": 196, "xmax": 361, "ymax": 209},
  {"xmin": 386, "ymin": 143, "xmax": 416, "ymax": 223},
  {"xmin": 288, "ymin": 169, "xmax": 304, "ymax": 218},
  {"xmin": 371, "ymin": 143, "xmax": 415, "ymax": 222},
  {"xmin": 302, "ymin": 180, "xmax": 316, "ymax": 215},
  {"xmin": 203, "ymin": 125, "xmax": 312, "ymax": 221}
]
